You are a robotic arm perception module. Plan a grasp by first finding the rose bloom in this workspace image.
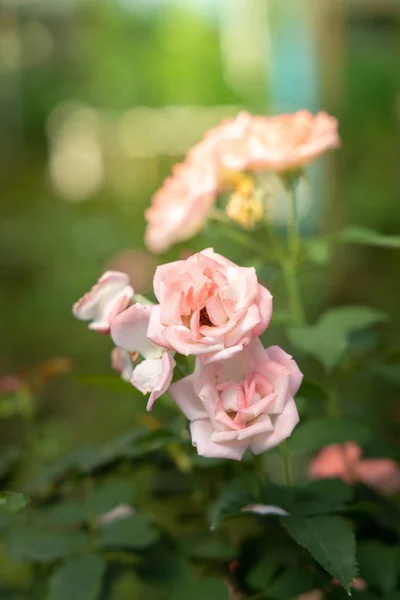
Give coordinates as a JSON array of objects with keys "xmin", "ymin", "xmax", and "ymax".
[
  {"xmin": 146, "ymin": 248, "xmax": 272, "ymax": 363},
  {"xmin": 188, "ymin": 110, "xmax": 339, "ymax": 175},
  {"xmin": 309, "ymin": 442, "xmax": 400, "ymax": 494},
  {"xmin": 169, "ymin": 339, "xmax": 302, "ymax": 460},
  {"xmin": 111, "ymin": 304, "xmax": 175, "ymax": 410},
  {"xmin": 145, "ymin": 147, "xmax": 217, "ymax": 254},
  {"xmin": 247, "ymin": 110, "xmax": 340, "ymax": 173},
  {"xmin": 73, "ymin": 271, "xmax": 134, "ymax": 333},
  {"xmin": 73, "ymin": 273, "xmax": 174, "ymax": 408}
]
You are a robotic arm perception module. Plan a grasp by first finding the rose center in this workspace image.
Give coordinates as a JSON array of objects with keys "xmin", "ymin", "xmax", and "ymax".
[{"xmin": 199, "ymin": 307, "xmax": 213, "ymax": 327}]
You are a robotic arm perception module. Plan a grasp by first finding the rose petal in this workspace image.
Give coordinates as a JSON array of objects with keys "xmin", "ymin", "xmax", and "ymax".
[
  {"xmin": 146, "ymin": 351, "xmax": 176, "ymax": 410},
  {"xmin": 250, "ymin": 397, "xmax": 299, "ymax": 455},
  {"xmin": 265, "ymin": 345, "xmax": 303, "ymax": 396},
  {"xmin": 111, "ymin": 304, "xmax": 162, "ymax": 359},
  {"xmin": 73, "ymin": 271, "xmax": 134, "ymax": 333},
  {"xmin": 252, "ymin": 285, "xmax": 273, "ymax": 338},
  {"xmin": 190, "ymin": 419, "xmax": 247, "ymax": 461},
  {"xmin": 169, "ymin": 374, "xmax": 209, "ymax": 421}
]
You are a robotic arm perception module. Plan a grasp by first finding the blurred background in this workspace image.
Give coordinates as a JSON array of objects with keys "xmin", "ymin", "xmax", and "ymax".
[{"xmin": 0, "ymin": 0, "xmax": 400, "ymax": 497}]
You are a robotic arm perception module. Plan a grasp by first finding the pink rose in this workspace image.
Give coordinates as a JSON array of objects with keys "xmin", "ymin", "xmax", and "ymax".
[
  {"xmin": 147, "ymin": 248, "xmax": 273, "ymax": 363},
  {"xmin": 248, "ymin": 110, "xmax": 340, "ymax": 172},
  {"xmin": 194, "ymin": 111, "xmax": 257, "ymax": 174},
  {"xmin": 145, "ymin": 152, "xmax": 217, "ymax": 254},
  {"xmin": 169, "ymin": 339, "xmax": 302, "ymax": 460},
  {"xmin": 73, "ymin": 271, "xmax": 134, "ymax": 333},
  {"xmin": 111, "ymin": 304, "xmax": 175, "ymax": 410},
  {"xmin": 309, "ymin": 442, "xmax": 400, "ymax": 494}
]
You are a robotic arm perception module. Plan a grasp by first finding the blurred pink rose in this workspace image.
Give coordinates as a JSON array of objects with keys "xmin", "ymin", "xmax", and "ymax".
[
  {"xmin": 73, "ymin": 271, "xmax": 134, "ymax": 333},
  {"xmin": 145, "ymin": 156, "xmax": 216, "ymax": 254},
  {"xmin": 298, "ymin": 578, "xmax": 367, "ymax": 600},
  {"xmin": 147, "ymin": 248, "xmax": 273, "ymax": 364},
  {"xmin": 309, "ymin": 442, "xmax": 400, "ymax": 494},
  {"xmin": 248, "ymin": 110, "xmax": 340, "ymax": 173},
  {"xmin": 169, "ymin": 339, "xmax": 302, "ymax": 460},
  {"xmin": 111, "ymin": 304, "xmax": 175, "ymax": 410},
  {"xmin": 297, "ymin": 591, "xmax": 322, "ymax": 600},
  {"xmin": 0, "ymin": 375, "xmax": 21, "ymax": 394}
]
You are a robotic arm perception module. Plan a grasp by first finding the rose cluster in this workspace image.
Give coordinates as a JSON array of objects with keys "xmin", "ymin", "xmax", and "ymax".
[
  {"xmin": 73, "ymin": 248, "xmax": 302, "ymax": 460},
  {"xmin": 145, "ymin": 110, "xmax": 339, "ymax": 253}
]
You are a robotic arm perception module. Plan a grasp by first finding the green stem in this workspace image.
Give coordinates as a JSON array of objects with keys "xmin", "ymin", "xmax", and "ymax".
[
  {"xmin": 279, "ymin": 441, "xmax": 293, "ymax": 487},
  {"xmin": 282, "ymin": 261, "xmax": 305, "ymax": 325},
  {"xmin": 326, "ymin": 384, "xmax": 340, "ymax": 417},
  {"xmin": 84, "ymin": 476, "xmax": 97, "ymax": 535},
  {"xmin": 283, "ymin": 180, "xmax": 305, "ymax": 325}
]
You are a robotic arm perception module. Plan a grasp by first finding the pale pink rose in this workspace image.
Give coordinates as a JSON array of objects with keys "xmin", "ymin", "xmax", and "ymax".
[
  {"xmin": 248, "ymin": 110, "xmax": 340, "ymax": 173},
  {"xmin": 309, "ymin": 442, "xmax": 400, "ymax": 494},
  {"xmin": 350, "ymin": 578, "xmax": 368, "ymax": 592},
  {"xmin": 169, "ymin": 339, "xmax": 302, "ymax": 460},
  {"xmin": 147, "ymin": 248, "xmax": 273, "ymax": 364},
  {"xmin": 145, "ymin": 151, "xmax": 217, "ymax": 254},
  {"xmin": 111, "ymin": 304, "xmax": 175, "ymax": 410},
  {"xmin": 73, "ymin": 271, "xmax": 134, "ymax": 333},
  {"xmin": 194, "ymin": 111, "xmax": 257, "ymax": 174},
  {"xmin": 297, "ymin": 591, "xmax": 322, "ymax": 600},
  {"xmin": 191, "ymin": 110, "xmax": 339, "ymax": 175},
  {"xmin": 332, "ymin": 577, "xmax": 368, "ymax": 591}
]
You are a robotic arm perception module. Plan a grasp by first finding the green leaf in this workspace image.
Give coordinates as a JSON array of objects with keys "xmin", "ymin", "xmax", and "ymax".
[
  {"xmin": 98, "ymin": 515, "xmax": 159, "ymax": 549},
  {"xmin": 288, "ymin": 416, "xmax": 370, "ymax": 454},
  {"xmin": 288, "ymin": 480, "xmax": 354, "ymax": 518},
  {"xmin": 357, "ymin": 541, "xmax": 400, "ymax": 594},
  {"xmin": 91, "ymin": 479, "xmax": 135, "ymax": 516},
  {"xmin": 210, "ymin": 478, "xmax": 257, "ymax": 530},
  {"xmin": 43, "ymin": 502, "xmax": 86, "ymax": 527},
  {"xmin": 170, "ymin": 578, "xmax": 228, "ymax": 600},
  {"xmin": 370, "ymin": 362, "xmax": 400, "ymax": 386},
  {"xmin": 0, "ymin": 446, "xmax": 21, "ymax": 479},
  {"xmin": 266, "ymin": 568, "xmax": 317, "ymax": 598},
  {"xmin": 283, "ymin": 515, "xmax": 357, "ymax": 592},
  {"xmin": 287, "ymin": 306, "xmax": 388, "ymax": 371},
  {"xmin": 0, "ymin": 492, "xmax": 29, "ymax": 515},
  {"xmin": 108, "ymin": 572, "xmax": 145, "ymax": 600},
  {"xmin": 304, "ymin": 238, "xmax": 332, "ymax": 265},
  {"xmin": 336, "ymin": 226, "xmax": 400, "ymax": 249},
  {"xmin": 5, "ymin": 524, "xmax": 89, "ymax": 562},
  {"xmin": 179, "ymin": 532, "xmax": 234, "ymax": 561},
  {"xmin": 48, "ymin": 554, "xmax": 105, "ymax": 600},
  {"xmin": 246, "ymin": 554, "xmax": 279, "ymax": 590}
]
